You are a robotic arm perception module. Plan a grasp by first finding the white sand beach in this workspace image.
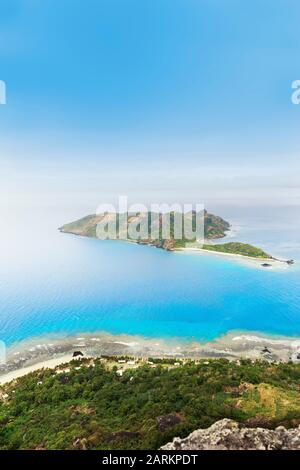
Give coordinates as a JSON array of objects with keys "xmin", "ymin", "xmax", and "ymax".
[
  {"xmin": 177, "ymin": 246, "xmax": 291, "ymax": 271},
  {"xmin": 0, "ymin": 353, "xmax": 74, "ymax": 385}
]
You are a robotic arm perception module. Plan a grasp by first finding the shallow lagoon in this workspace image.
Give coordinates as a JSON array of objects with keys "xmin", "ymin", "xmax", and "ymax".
[{"xmin": 1, "ymin": 206, "xmax": 300, "ymax": 347}]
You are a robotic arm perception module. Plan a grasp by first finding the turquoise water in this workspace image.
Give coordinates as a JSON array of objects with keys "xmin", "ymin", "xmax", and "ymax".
[{"xmin": 1, "ymin": 206, "xmax": 300, "ymax": 347}]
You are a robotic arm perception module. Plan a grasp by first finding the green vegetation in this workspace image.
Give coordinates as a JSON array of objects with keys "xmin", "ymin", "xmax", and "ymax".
[
  {"xmin": 1, "ymin": 358, "xmax": 300, "ymax": 450},
  {"xmin": 202, "ymin": 242, "xmax": 271, "ymax": 259},
  {"xmin": 60, "ymin": 213, "xmax": 273, "ymax": 259},
  {"xmin": 60, "ymin": 210, "xmax": 230, "ymax": 250}
]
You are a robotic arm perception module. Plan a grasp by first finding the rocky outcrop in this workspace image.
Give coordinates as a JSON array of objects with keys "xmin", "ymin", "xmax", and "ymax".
[{"xmin": 160, "ymin": 419, "xmax": 300, "ymax": 450}]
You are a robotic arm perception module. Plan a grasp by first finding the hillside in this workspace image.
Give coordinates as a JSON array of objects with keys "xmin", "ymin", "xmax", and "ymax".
[
  {"xmin": 59, "ymin": 210, "xmax": 230, "ymax": 250},
  {"xmin": 1, "ymin": 358, "xmax": 300, "ymax": 450}
]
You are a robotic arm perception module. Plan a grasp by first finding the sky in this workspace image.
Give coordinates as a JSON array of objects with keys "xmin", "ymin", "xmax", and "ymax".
[{"xmin": 1, "ymin": 0, "xmax": 300, "ymax": 214}]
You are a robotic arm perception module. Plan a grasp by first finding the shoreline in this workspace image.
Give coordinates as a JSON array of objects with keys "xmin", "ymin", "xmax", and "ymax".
[
  {"xmin": 0, "ymin": 354, "xmax": 74, "ymax": 385},
  {"xmin": 60, "ymin": 230, "xmax": 294, "ymax": 271},
  {"xmin": 176, "ymin": 246, "xmax": 292, "ymax": 270},
  {"xmin": 177, "ymin": 246, "xmax": 274, "ymax": 261},
  {"xmin": 1, "ymin": 329, "xmax": 300, "ymax": 385}
]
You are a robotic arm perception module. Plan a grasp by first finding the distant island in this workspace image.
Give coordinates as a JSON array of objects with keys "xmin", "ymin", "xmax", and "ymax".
[
  {"xmin": 59, "ymin": 210, "xmax": 293, "ymax": 265},
  {"xmin": 59, "ymin": 210, "xmax": 230, "ymax": 250}
]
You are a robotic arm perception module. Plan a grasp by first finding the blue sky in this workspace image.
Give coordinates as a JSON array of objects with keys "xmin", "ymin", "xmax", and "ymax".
[{"xmin": 1, "ymin": 0, "xmax": 300, "ymax": 212}]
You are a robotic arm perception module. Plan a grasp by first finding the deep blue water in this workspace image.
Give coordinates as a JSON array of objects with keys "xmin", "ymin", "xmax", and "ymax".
[{"xmin": 1, "ymin": 206, "xmax": 300, "ymax": 347}]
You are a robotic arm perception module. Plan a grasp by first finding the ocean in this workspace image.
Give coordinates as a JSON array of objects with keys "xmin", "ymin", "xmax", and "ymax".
[{"xmin": 1, "ymin": 204, "xmax": 300, "ymax": 348}]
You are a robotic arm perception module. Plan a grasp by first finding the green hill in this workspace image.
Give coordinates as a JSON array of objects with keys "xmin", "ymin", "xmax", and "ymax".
[
  {"xmin": 202, "ymin": 242, "xmax": 271, "ymax": 259},
  {"xmin": 60, "ymin": 210, "xmax": 230, "ymax": 250},
  {"xmin": 1, "ymin": 358, "xmax": 300, "ymax": 450}
]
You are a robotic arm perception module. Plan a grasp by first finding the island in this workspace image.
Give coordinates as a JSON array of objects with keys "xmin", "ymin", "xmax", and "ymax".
[
  {"xmin": 59, "ymin": 210, "xmax": 293, "ymax": 265},
  {"xmin": 59, "ymin": 209, "xmax": 230, "ymax": 250}
]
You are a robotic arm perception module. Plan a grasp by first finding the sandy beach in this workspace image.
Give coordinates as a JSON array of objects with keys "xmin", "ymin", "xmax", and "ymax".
[
  {"xmin": 0, "ymin": 353, "xmax": 74, "ymax": 385},
  {"xmin": 1, "ymin": 330, "xmax": 300, "ymax": 385},
  {"xmin": 177, "ymin": 246, "xmax": 292, "ymax": 271},
  {"xmin": 61, "ymin": 230, "xmax": 295, "ymax": 272}
]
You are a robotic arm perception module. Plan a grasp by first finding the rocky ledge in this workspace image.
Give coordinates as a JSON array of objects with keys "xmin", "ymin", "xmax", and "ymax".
[{"xmin": 160, "ymin": 419, "xmax": 300, "ymax": 450}]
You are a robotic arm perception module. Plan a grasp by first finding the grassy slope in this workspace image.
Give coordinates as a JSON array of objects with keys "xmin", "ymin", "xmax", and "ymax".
[
  {"xmin": 1, "ymin": 358, "xmax": 300, "ymax": 450},
  {"xmin": 60, "ymin": 211, "xmax": 231, "ymax": 243},
  {"xmin": 201, "ymin": 242, "xmax": 271, "ymax": 259}
]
